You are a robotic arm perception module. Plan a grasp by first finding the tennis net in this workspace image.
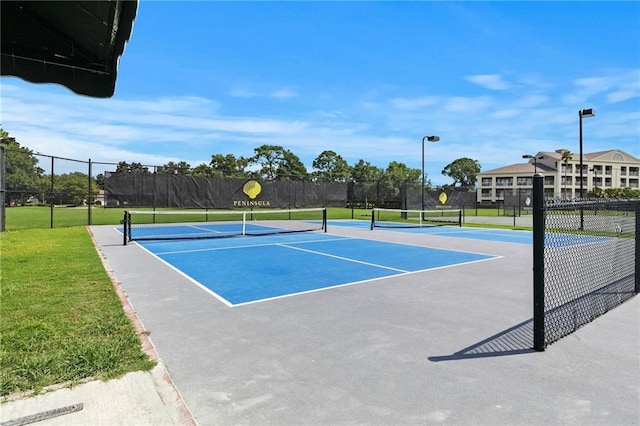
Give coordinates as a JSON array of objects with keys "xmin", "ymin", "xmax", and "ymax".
[
  {"xmin": 122, "ymin": 207, "xmax": 327, "ymax": 244},
  {"xmin": 370, "ymin": 208, "xmax": 462, "ymax": 229}
]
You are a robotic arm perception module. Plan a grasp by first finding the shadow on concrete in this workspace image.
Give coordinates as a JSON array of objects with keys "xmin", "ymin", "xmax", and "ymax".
[{"xmin": 428, "ymin": 318, "xmax": 535, "ymax": 361}]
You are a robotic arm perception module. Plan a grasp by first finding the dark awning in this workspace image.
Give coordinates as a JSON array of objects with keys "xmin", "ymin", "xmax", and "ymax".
[{"xmin": 1, "ymin": 0, "xmax": 138, "ymax": 98}]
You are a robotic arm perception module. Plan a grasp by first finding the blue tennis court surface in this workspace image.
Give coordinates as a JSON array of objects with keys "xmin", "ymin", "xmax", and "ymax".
[
  {"xmin": 329, "ymin": 219, "xmax": 533, "ymax": 244},
  {"xmin": 329, "ymin": 220, "xmax": 616, "ymax": 247},
  {"xmin": 137, "ymin": 232, "xmax": 498, "ymax": 306}
]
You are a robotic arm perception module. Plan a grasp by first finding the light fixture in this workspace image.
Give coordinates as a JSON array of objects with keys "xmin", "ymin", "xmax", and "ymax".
[{"xmin": 421, "ymin": 135, "xmax": 440, "ymax": 210}]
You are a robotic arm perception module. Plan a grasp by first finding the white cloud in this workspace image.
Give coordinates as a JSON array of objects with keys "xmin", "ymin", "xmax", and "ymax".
[
  {"xmin": 227, "ymin": 87, "xmax": 298, "ymax": 99},
  {"xmin": 270, "ymin": 89, "xmax": 297, "ymax": 99},
  {"xmin": 564, "ymin": 70, "xmax": 640, "ymax": 105},
  {"xmin": 465, "ymin": 74, "xmax": 511, "ymax": 90}
]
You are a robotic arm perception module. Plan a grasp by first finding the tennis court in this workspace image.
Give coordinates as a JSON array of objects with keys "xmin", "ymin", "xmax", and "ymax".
[
  {"xmin": 137, "ymin": 233, "xmax": 498, "ymax": 306},
  {"xmin": 88, "ymin": 212, "xmax": 638, "ymax": 425},
  {"xmin": 330, "ymin": 218, "xmax": 533, "ymax": 244}
]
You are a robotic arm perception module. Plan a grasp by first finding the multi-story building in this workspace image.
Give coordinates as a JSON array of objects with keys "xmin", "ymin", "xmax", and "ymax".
[{"xmin": 476, "ymin": 149, "xmax": 640, "ymax": 204}]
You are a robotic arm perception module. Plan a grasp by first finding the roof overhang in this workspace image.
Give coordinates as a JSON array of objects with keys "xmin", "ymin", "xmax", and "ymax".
[{"xmin": 1, "ymin": 0, "xmax": 138, "ymax": 98}]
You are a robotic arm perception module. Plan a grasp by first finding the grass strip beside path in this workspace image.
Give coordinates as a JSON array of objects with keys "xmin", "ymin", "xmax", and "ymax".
[{"xmin": 0, "ymin": 227, "xmax": 155, "ymax": 396}]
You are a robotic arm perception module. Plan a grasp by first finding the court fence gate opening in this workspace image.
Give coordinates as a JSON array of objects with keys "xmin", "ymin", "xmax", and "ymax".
[{"xmin": 532, "ymin": 173, "xmax": 639, "ymax": 351}]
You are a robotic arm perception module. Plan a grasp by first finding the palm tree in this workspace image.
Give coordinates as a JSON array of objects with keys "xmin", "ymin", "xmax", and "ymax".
[{"xmin": 559, "ymin": 149, "xmax": 573, "ymax": 198}]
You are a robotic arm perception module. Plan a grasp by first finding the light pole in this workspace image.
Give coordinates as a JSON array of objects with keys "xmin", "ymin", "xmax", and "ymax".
[
  {"xmin": 579, "ymin": 108, "xmax": 595, "ymax": 200},
  {"xmin": 523, "ymin": 154, "xmax": 545, "ymax": 173},
  {"xmin": 579, "ymin": 108, "xmax": 595, "ymax": 230},
  {"xmin": 422, "ymin": 135, "xmax": 440, "ymax": 210}
]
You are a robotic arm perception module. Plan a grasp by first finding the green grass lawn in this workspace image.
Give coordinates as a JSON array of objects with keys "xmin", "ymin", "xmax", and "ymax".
[
  {"xmin": 0, "ymin": 227, "xmax": 156, "ymax": 396},
  {"xmin": 5, "ymin": 205, "xmax": 530, "ymax": 235},
  {"xmin": 5, "ymin": 206, "xmax": 375, "ymax": 231}
]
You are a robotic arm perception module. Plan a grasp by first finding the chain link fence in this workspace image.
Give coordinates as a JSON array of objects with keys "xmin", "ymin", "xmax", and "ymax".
[
  {"xmin": 533, "ymin": 175, "xmax": 639, "ymax": 350},
  {"xmin": 1, "ymin": 147, "xmax": 500, "ymax": 230}
]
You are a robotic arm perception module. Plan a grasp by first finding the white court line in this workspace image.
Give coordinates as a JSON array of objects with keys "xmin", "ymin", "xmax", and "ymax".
[
  {"xmin": 231, "ymin": 255, "xmax": 502, "ymax": 308},
  {"xmin": 277, "ymin": 243, "xmax": 409, "ymax": 273},
  {"xmin": 132, "ymin": 241, "xmax": 235, "ymax": 307},
  {"xmin": 132, "ymin": 238, "xmax": 502, "ymax": 308},
  {"xmin": 186, "ymin": 224, "xmax": 225, "ymax": 233},
  {"xmin": 153, "ymin": 236, "xmax": 354, "ymax": 256}
]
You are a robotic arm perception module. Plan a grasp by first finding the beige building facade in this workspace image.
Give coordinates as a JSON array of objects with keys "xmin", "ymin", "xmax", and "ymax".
[{"xmin": 476, "ymin": 149, "xmax": 640, "ymax": 204}]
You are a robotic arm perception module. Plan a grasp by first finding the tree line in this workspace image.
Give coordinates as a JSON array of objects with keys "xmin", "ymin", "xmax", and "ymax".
[
  {"xmin": 109, "ymin": 144, "xmax": 481, "ymax": 186},
  {"xmin": 1, "ymin": 127, "xmax": 483, "ymax": 206}
]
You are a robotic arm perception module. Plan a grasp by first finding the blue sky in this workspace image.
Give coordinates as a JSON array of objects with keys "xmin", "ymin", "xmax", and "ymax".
[{"xmin": 1, "ymin": 1, "xmax": 639, "ymax": 185}]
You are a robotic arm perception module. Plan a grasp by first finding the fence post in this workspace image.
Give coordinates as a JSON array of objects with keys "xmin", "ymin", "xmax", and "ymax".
[
  {"xmin": 636, "ymin": 201, "xmax": 639, "ymax": 294},
  {"xmin": 88, "ymin": 158, "xmax": 93, "ymax": 225},
  {"xmin": 532, "ymin": 173, "xmax": 545, "ymax": 351},
  {"xmin": 0, "ymin": 146, "xmax": 5, "ymax": 232},
  {"xmin": 50, "ymin": 156, "xmax": 54, "ymax": 228}
]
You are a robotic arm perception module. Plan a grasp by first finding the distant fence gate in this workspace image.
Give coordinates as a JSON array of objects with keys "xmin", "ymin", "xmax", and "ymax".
[{"xmin": 532, "ymin": 174, "xmax": 639, "ymax": 350}]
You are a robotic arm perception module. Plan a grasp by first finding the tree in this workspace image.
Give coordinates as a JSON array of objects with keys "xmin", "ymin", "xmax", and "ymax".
[
  {"xmin": 0, "ymin": 127, "xmax": 45, "ymax": 205},
  {"xmin": 349, "ymin": 160, "xmax": 384, "ymax": 207},
  {"xmin": 252, "ymin": 144, "xmax": 284, "ymax": 180},
  {"xmin": 191, "ymin": 163, "xmax": 214, "ymax": 177},
  {"xmin": 95, "ymin": 173, "xmax": 106, "ymax": 189},
  {"xmin": 558, "ymin": 149, "xmax": 572, "ymax": 198},
  {"xmin": 384, "ymin": 161, "xmax": 421, "ymax": 185},
  {"xmin": 441, "ymin": 157, "xmax": 481, "ymax": 188},
  {"xmin": 312, "ymin": 150, "xmax": 350, "ymax": 182},
  {"xmin": 116, "ymin": 161, "xmax": 150, "ymax": 174},
  {"xmin": 157, "ymin": 161, "xmax": 192, "ymax": 175},
  {"xmin": 374, "ymin": 161, "xmax": 421, "ymax": 207},
  {"xmin": 209, "ymin": 154, "xmax": 249, "ymax": 177},
  {"xmin": 350, "ymin": 159, "xmax": 383, "ymax": 182},
  {"xmin": 54, "ymin": 172, "xmax": 97, "ymax": 206},
  {"xmin": 251, "ymin": 145, "xmax": 307, "ymax": 180},
  {"xmin": 276, "ymin": 149, "xmax": 307, "ymax": 181}
]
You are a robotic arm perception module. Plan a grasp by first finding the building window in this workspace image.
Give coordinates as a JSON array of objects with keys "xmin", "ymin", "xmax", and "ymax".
[
  {"xmin": 544, "ymin": 176, "xmax": 554, "ymax": 186},
  {"xmin": 604, "ymin": 178, "xmax": 612, "ymax": 187},
  {"xmin": 561, "ymin": 164, "xmax": 573, "ymax": 174},
  {"xmin": 481, "ymin": 177, "xmax": 492, "ymax": 187},
  {"xmin": 621, "ymin": 178, "xmax": 627, "ymax": 186},
  {"xmin": 593, "ymin": 177, "xmax": 602, "ymax": 186},
  {"xmin": 629, "ymin": 179, "xmax": 639, "ymax": 188},
  {"xmin": 605, "ymin": 165, "xmax": 612, "ymax": 176},
  {"xmin": 621, "ymin": 167, "xmax": 627, "ymax": 176},
  {"xmin": 517, "ymin": 177, "xmax": 532, "ymax": 186},
  {"xmin": 629, "ymin": 167, "xmax": 639, "ymax": 177},
  {"xmin": 481, "ymin": 189, "xmax": 492, "ymax": 197},
  {"xmin": 561, "ymin": 176, "xmax": 573, "ymax": 185},
  {"xmin": 496, "ymin": 177, "xmax": 513, "ymax": 187}
]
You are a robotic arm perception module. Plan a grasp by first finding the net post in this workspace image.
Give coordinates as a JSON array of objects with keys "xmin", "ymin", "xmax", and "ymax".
[
  {"xmin": 122, "ymin": 211, "xmax": 129, "ymax": 245},
  {"xmin": 458, "ymin": 209, "xmax": 462, "ymax": 227},
  {"xmin": 323, "ymin": 208, "xmax": 327, "ymax": 232},
  {"xmin": 532, "ymin": 173, "xmax": 546, "ymax": 351},
  {"xmin": 370, "ymin": 208, "xmax": 375, "ymax": 230},
  {"xmin": 242, "ymin": 211, "xmax": 247, "ymax": 236}
]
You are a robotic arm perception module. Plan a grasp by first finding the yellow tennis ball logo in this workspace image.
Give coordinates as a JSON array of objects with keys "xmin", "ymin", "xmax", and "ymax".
[
  {"xmin": 243, "ymin": 180, "xmax": 262, "ymax": 199},
  {"xmin": 439, "ymin": 192, "xmax": 448, "ymax": 205}
]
